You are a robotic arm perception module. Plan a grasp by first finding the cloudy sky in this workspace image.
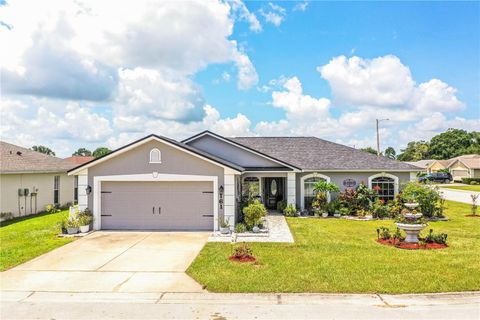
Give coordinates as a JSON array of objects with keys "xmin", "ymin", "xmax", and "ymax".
[{"xmin": 1, "ymin": 0, "xmax": 479, "ymax": 157}]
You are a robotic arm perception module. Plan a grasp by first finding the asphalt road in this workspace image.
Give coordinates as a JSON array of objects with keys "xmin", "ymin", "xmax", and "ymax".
[{"xmin": 1, "ymin": 291, "xmax": 479, "ymax": 320}]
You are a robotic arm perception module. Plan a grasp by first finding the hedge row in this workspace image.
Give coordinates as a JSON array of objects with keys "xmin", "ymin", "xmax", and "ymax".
[{"xmin": 461, "ymin": 178, "xmax": 480, "ymax": 185}]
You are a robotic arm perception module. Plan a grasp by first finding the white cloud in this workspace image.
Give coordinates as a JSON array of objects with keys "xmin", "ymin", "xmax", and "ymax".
[
  {"xmin": 260, "ymin": 2, "xmax": 287, "ymax": 27},
  {"xmin": 293, "ymin": 1, "xmax": 309, "ymax": 12},
  {"xmin": 318, "ymin": 55, "xmax": 464, "ymax": 114},
  {"xmin": 0, "ymin": 0, "xmax": 259, "ymax": 101},
  {"xmin": 229, "ymin": 0, "xmax": 262, "ymax": 32},
  {"xmin": 0, "ymin": 98, "xmax": 113, "ymax": 155}
]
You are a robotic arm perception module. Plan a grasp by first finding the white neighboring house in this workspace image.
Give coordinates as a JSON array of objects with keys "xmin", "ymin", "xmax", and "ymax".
[{"xmin": 0, "ymin": 141, "xmax": 91, "ymax": 218}]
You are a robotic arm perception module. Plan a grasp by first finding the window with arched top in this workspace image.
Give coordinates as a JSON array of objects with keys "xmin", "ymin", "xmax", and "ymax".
[
  {"xmin": 149, "ymin": 148, "xmax": 162, "ymax": 163},
  {"xmin": 368, "ymin": 174, "xmax": 399, "ymax": 202}
]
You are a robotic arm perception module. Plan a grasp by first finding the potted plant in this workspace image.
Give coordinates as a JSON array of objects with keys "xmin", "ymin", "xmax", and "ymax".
[
  {"xmin": 220, "ymin": 217, "xmax": 230, "ymax": 234},
  {"xmin": 78, "ymin": 214, "xmax": 93, "ymax": 233},
  {"xmin": 65, "ymin": 219, "xmax": 79, "ymax": 234}
]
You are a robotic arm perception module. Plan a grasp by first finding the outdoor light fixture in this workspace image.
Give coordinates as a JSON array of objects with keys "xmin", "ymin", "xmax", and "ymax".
[
  {"xmin": 85, "ymin": 185, "xmax": 92, "ymax": 195},
  {"xmin": 219, "ymin": 185, "xmax": 224, "ymax": 209},
  {"xmin": 219, "ymin": 185, "xmax": 224, "ymax": 195}
]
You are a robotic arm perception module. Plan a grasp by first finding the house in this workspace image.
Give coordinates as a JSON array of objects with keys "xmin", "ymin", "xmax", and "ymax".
[
  {"xmin": 406, "ymin": 159, "xmax": 451, "ymax": 173},
  {"xmin": 0, "ymin": 141, "xmax": 81, "ymax": 217},
  {"xmin": 68, "ymin": 131, "xmax": 421, "ymax": 232},
  {"xmin": 447, "ymin": 155, "xmax": 480, "ymax": 181}
]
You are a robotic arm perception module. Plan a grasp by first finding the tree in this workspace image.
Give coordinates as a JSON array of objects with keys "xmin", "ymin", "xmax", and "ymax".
[
  {"xmin": 92, "ymin": 147, "xmax": 111, "ymax": 158},
  {"xmin": 72, "ymin": 148, "xmax": 92, "ymax": 156},
  {"xmin": 427, "ymin": 129, "xmax": 480, "ymax": 159},
  {"xmin": 360, "ymin": 147, "xmax": 378, "ymax": 155},
  {"xmin": 384, "ymin": 147, "xmax": 396, "ymax": 160},
  {"xmin": 31, "ymin": 145, "xmax": 55, "ymax": 156},
  {"xmin": 397, "ymin": 141, "xmax": 429, "ymax": 161}
]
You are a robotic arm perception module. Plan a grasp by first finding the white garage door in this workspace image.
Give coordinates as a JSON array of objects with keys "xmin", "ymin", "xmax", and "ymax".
[{"xmin": 100, "ymin": 181, "xmax": 214, "ymax": 230}]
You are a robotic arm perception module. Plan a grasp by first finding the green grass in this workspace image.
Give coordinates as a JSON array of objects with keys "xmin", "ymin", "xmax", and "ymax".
[
  {"xmin": 441, "ymin": 185, "xmax": 480, "ymax": 192},
  {"xmin": 0, "ymin": 210, "xmax": 74, "ymax": 271},
  {"xmin": 188, "ymin": 201, "xmax": 480, "ymax": 293}
]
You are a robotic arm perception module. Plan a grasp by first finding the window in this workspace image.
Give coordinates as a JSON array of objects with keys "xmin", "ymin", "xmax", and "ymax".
[
  {"xmin": 74, "ymin": 176, "xmax": 78, "ymax": 204},
  {"xmin": 303, "ymin": 177, "xmax": 324, "ymax": 210},
  {"xmin": 371, "ymin": 176, "xmax": 395, "ymax": 202},
  {"xmin": 149, "ymin": 148, "xmax": 162, "ymax": 163},
  {"xmin": 242, "ymin": 177, "xmax": 260, "ymax": 199},
  {"xmin": 54, "ymin": 175, "xmax": 60, "ymax": 205}
]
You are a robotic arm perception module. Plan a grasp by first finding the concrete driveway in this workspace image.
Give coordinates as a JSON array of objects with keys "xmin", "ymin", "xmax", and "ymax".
[{"xmin": 0, "ymin": 231, "xmax": 209, "ymax": 293}]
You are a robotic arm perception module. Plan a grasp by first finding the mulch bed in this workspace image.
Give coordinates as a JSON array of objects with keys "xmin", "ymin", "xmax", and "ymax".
[
  {"xmin": 229, "ymin": 255, "xmax": 256, "ymax": 263},
  {"xmin": 377, "ymin": 239, "xmax": 448, "ymax": 250},
  {"xmin": 465, "ymin": 215, "xmax": 480, "ymax": 218}
]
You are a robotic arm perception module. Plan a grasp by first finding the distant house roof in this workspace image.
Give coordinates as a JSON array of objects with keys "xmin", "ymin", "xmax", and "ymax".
[
  {"xmin": 406, "ymin": 159, "xmax": 436, "ymax": 169},
  {"xmin": 64, "ymin": 156, "xmax": 95, "ymax": 165},
  {"xmin": 230, "ymin": 136, "xmax": 420, "ymax": 171},
  {"xmin": 448, "ymin": 155, "xmax": 480, "ymax": 169},
  {"xmin": 0, "ymin": 141, "xmax": 77, "ymax": 174}
]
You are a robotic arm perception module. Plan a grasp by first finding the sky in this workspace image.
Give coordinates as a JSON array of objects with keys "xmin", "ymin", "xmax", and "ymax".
[{"xmin": 1, "ymin": 0, "xmax": 479, "ymax": 157}]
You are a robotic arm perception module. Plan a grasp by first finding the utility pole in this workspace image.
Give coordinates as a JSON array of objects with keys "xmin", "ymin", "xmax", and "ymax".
[{"xmin": 376, "ymin": 118, "xmax": 389, "ymax": 156}]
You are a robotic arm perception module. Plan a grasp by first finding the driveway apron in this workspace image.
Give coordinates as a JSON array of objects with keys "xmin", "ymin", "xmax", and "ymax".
[{"xmin": 0, "ymin": 231, "xmax": 209, "ymax": 293}]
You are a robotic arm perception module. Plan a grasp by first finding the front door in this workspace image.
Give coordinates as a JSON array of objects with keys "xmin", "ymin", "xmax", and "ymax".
[{"xmin": 264, "ymin": 178, "xmax": 284, "ymax": 210}]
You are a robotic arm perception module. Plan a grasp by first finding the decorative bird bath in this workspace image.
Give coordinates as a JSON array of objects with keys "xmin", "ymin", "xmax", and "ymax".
[{"xmin": 395, "ymin": 202, "xmax": 427, "ymax": 243}]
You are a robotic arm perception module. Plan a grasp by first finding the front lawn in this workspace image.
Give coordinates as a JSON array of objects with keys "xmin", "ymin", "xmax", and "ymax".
[
  {"xmin": 188, "ymin": 201, "xmax": 480, "ymax": 293},
  {"xmin": 0, "ymin": 210, "xmax": 74, "ymax": 271},
  {"xmin": 442, "ymin": 185, "xmax": 480, "ymax": 192}
]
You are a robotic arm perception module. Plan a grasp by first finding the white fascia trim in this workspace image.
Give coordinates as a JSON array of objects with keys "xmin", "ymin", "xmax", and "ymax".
[
  {"xmin": 243, "ymin": 170, "xmax": 296, "ymax": 173},
  {"xmin": 184, "ymin": 132, "xmax": 300, "ymax": 171},
  {"xmin": 69, "ymin": 136, "xmax": 241, "ymax": 175},
  {"xmin": 300, "ymin": 173, "xmax": 331, "ymax": 211},
  {"xmin": 93, "ymin": 173, "xmax": 218, "ymax": 231},
  {"xmin": 367, "ymin": 172, "xmax": 399, "ymax": 196}
]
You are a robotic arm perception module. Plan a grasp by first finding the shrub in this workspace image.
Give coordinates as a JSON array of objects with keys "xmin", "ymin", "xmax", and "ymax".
[
  {"xmin": 461, "ymin": 178, "xmax": 480, "ymax": 184},
  {"xmin": 401, "ymin": 182, "xmax": 443, "ymax": 218},
  {"xmin": 242, "ymin": 200, "xmax": 267, "ymax": 229},
  {"xmin": 425, "ymin": 229, "xmax": 448, "ymax": 244},
  {"xmin": 377, "ymin": 227, "xmax": 391, "ymax": 240},
  {"xmin": 45, "ymin": 204, "xmax": 59, "ymax": 213},
  {"xmin": 283, "ymin": 204, "xmax": 298, "ymax": 217},
  {"xmin": 311, "ymin": 192, "xmax": 327, "ymax": 211},
  {"xmin": 276, "ymin": 200, "xmax": 287, "ymax": 212},
  {"xmin": 471, "ymin": 181, "xmax": 479, "ymax": 185},
  {"xmin": 339, "ymin": 188, "xmax": 358, "ymax": 213},
  {"xmin": 232, "ymin": 242, "xmax": 253, "ymax": 258},
  {"xmin": 339, "ymin": 207, "xmax": 350, "ymax": 216},
  {"xmin": 234, "ymin": 223, "xmax": 247, "ymax": 233},
  {"xmin": 356, "ymin": 183, "xmax": 377, "ymax": 211},
  {"xmin": 372, "ymin": 200, "xmax": 389, "ymax": 219},
  {"xmin": 78, "ymin": 214, "xmax": 93, "ymax": 226},
  {"xmin": 0, "ymin": 212, "xmax": 13, "ymax": 221},
  {"xmin": 64, "ymin": 218, "xmax": 79, "ymax": 228},
  {"xmin": 326, "ymin": 199, "xmax": 341, "ymax": 214}
]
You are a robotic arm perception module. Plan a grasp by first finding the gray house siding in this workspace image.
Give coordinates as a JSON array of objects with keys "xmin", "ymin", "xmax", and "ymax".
[
  {"xmin": 87, "ymin": 140, "xmax": 225, "ymax": 216},
  {"xmin": 187, "ymin": 135, "xmax": 282, "ymax": 168},
  {"xmin": 295, "ymin": 171, "xmax": 412, "ymax": 209}
]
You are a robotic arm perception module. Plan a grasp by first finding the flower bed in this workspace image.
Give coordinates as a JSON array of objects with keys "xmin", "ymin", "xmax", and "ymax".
[{"xmin": 377, "ymin": 238, "xmax": 448, "ymax": 250}]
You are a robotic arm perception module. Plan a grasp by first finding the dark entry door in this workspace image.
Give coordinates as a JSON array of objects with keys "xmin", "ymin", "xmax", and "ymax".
[{"xmin": 264, "ymin": 178, "xmax": 284, "ymax": 210}]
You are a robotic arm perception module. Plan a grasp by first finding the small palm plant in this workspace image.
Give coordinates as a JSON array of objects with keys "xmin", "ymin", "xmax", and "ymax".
[{"xmin": 471, "ymin": 194, "xmax": 479, "ymax": 216}]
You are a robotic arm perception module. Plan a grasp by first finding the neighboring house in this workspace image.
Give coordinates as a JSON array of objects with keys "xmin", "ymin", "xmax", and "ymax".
[
  {"xmin": 406, "ymin": 159, "xmax": 450, "ymax": 173},
  {"xmin": 0, "ymin": 141, "xmax": 81, "ymax": 217},
  {"xmin": 447, "ymin": 155, "xmax": 480, "ymax": 181},
  {"xmin": 68, "ymin": 131, "xmax": 421, "ymax": 232}
]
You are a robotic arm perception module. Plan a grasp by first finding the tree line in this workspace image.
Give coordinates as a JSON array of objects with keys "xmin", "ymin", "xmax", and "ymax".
[
  {"xmin": 30, "ymin": 146, "xmax": 112, "ymax": 158},
  {"xmin": 360, "ymin": 129, "xmax": 480, "ymax": 161}
]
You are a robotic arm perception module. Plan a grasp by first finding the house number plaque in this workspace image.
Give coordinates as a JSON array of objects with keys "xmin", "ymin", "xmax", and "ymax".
[{"xmin": 343, "ymin": 179, "xmax": 357, "ymax": 188}]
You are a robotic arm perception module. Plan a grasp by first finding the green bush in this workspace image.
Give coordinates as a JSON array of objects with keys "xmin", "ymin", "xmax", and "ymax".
[
  {"xmin": 242, "ymin": 200, "xmax": 267, "ymax": 229},
  {"xmin": 283, "ymin": 204, "xmax": 298, "ymax": 217},
  {"xmin": 276, "ymin": 200, "xmax": 287, "ymax": 212},
  {"xmin": 462, "ymin": 178, "xmax": 480, "ymax": 184},
  {"xmin": 471, "ymin": 181, "xmax": 479, "ymax": 185},
  {"xmin": 372, "ymin": 200, "xmax": 389, "ymax": 219},
  {"xmin": 401, "ymin": 182, "xmax": 443, "ymax": 218},
  {"xmin": 234, "ymin": 223, "xmax": 247, "ymax": 233}
]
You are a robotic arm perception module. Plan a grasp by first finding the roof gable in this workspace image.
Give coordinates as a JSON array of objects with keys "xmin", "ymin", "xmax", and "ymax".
[
  {"xmin": 68, "ymin": 134, "xmax": 243, "ymax": 175},
  {"xmin": 183, "ymin": 131, "xmax": 300, "ymax": 170}
]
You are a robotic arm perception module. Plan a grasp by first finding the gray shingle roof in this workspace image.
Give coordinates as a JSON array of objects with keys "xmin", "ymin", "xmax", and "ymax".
[
  {"xmin": 0, "ymin": 141, "xmax": 76, "ymax": 173},
  {"xmin": 230, "ymin": 136, "xmax": 420, "ymax": 171}
]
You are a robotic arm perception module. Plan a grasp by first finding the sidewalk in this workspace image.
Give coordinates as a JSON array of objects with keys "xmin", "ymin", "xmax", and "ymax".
[{"xmin": 1, "ymin": 291, "xmax": 479, "ymax": 319}]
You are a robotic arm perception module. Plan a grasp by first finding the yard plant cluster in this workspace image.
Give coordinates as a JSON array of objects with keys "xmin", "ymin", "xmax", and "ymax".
[{"xmin": 309, "ymin": 181, "xmax": 445, "ymax": 220}]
